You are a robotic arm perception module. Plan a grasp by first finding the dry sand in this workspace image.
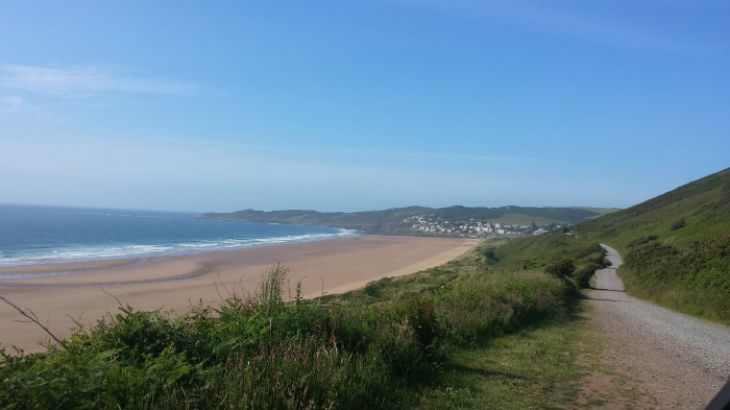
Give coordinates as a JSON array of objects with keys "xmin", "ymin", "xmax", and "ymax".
[{"xmin": 0, "ymin": 235, "xmax": 475, "ymax": 352}]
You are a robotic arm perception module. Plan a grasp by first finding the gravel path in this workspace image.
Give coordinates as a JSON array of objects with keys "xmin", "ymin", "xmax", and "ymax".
[{"xmin": 588, "ymin": 244, "xmax": 730, "ymax": 409}]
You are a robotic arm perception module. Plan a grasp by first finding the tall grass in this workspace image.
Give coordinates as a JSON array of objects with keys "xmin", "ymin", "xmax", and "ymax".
[{"xmin": 620, "ymin": 235, "xmax": 730, "ymax": 324}]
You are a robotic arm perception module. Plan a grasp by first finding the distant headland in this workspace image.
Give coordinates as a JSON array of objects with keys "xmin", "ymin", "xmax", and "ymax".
[{"xmin": 202, "ymin": 205, "xmax": 618, "ymax": 237}]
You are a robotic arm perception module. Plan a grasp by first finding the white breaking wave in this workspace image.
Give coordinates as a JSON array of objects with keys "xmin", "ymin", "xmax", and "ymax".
[{"xmin": 0, "ymin": 229, "xmax": 357, "ymax": 270}]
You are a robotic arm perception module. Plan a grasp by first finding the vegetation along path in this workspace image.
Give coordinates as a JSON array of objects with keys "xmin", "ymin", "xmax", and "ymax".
[{"xmin": 588, "ymin": 244, "xmax": 730, "ymax": 409}]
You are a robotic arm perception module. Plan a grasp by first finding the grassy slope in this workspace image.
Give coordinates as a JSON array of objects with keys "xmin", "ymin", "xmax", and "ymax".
[
  {"xmin": 577, "ymin": 167, "xmax": 730, "ymax": 324},
  {"xmin": 0, "ymin": 232, "xmax": 606, "ymax": 409},
  {"xmin": 490, "ymin": 213, "xmax": 558, "ymax": 225},
  {"xmin": 578, "ymin": 207, "xmax": 622, "ymax": 217}
]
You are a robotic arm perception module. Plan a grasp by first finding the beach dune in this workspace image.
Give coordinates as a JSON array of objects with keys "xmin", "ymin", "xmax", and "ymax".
[{"xmin": 0, "ymin": 235, "xmax": 474, "ymax": 352}]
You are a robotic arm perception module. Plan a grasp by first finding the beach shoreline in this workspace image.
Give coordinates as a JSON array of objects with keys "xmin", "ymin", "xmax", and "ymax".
[
  {"xmin": 0, "ymin": 230, "xmax": 358, "ymax": 272},
  {"xmin": 0, "ymin": 235, "xmax": 476, "ymax": 352}
]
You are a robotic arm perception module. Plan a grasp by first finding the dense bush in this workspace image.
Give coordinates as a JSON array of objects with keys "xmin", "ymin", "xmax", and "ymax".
[
  {"xmin": 435, "ymin": 271, "xmax": 567, "ymax": 345},
  {"xmin": 545, "ymin": 259, "xmax": 576, "ymax": 279},
  {"xmin": 573, "ymin": 263, "xmax": 602, "ymax": 288}
]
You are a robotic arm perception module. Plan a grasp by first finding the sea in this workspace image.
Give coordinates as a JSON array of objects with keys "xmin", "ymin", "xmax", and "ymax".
[{"xmin": 0, "ymin": 204, "xmax": 354, "ymax": 272}]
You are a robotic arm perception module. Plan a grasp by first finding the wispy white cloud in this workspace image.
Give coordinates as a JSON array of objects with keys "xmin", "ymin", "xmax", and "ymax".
[
  {"xmin": 0, "ymin": 65, "xmax": 201, "ymax": 97},
  {"xmin": 0, "ymin": 95, "xmax": 29, "ymax": 114},
  {"xmin": 0, "ymin": 95, "xmax": 55, "ymax": 121}
]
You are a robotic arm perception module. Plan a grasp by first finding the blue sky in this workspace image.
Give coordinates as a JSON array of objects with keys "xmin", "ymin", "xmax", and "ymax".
[{"xmin": 1, "ymin": 1, "xmax": 728, "ymax": 212}]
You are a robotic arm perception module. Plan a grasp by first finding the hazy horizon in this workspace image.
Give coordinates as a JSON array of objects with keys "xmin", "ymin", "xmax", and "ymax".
[
  {"xmin": 2, "ymin": 2, "xmax": 728, "ymax": 212},
  {"xmin": 1, "ymin": 199, "xmax": 624, "ymax": 215}
]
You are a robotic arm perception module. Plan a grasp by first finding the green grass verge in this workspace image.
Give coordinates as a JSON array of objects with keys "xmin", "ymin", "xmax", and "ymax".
[
  {"xmin": 407, "ymin": 306, "xmax": 646, "ymax": 410},
  {"xmin": 411, "ymin": 319, "xmax": 588, "ymax": 409}
]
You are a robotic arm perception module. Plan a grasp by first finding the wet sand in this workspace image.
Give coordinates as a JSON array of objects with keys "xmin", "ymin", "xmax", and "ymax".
[{"xmin": 0, "ymin": 235, "xmax": 475, "ymax": 352}]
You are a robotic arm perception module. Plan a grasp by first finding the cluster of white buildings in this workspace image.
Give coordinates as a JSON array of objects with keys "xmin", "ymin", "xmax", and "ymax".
[{"xmin": 402, "ymin": 215, "xmax": 553, "ymax": 237}]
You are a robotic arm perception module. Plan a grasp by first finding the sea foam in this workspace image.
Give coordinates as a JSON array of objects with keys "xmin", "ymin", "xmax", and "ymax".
[{"xmin": 0, "ymin": 229, "xmax": 356, "ymax": 269}]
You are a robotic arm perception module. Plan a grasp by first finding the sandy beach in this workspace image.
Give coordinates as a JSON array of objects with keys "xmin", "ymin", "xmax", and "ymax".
[{"xmin": 0, "ymin": 235, "xmax": 475, "ymax": 352}]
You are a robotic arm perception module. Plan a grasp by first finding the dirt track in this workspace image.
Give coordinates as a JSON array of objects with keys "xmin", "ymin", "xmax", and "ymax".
[{"xmin": 587, "ymin": 244, "xmax": 730, "ymax": 409}]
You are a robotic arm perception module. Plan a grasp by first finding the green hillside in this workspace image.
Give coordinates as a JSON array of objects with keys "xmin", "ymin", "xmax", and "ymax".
[
  {"xmin": 203, "ymin": 205, "xmax": 610, "ymax": 235},
  {"xmin": 577, "ymin": 167, "xmax": 730, "ymax": 323},
  {"xmin": 203, "ymin": 206, "xmax": 430, "ymax": 234}
]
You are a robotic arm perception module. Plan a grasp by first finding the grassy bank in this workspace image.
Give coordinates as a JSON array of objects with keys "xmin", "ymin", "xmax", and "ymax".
[
  {"xmin": 617, "ymin": 237, "xmax": 730, "ymax": 324},
  {"xmin": 0, "ymin": 232, "xmax": 604, "ymax": 409}
]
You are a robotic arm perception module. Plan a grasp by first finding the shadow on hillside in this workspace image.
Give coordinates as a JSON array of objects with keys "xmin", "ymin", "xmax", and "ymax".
[
  {"xmin": 443, "ymin": 362, "xmax": 531, "ymax": 381},
  {"xmin": 582, "ymin": 297, "xmax": 622, "ymax": 303},
  {"xmin": 587, "ymin": 287, "xmax": 625, "ymax": 292}
]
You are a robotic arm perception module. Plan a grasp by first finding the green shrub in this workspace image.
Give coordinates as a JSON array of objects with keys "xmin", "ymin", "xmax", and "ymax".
[
  {"xmin": 545, "ymin": 259, "xmax": 575, "ymax": 279},
  {"xmin": 574, "ymin": 263, "xmax": 601, "ymax": 288},
  {"xmin": 434, "ymin": 271, "xmax": 567, "ymax": 345}
]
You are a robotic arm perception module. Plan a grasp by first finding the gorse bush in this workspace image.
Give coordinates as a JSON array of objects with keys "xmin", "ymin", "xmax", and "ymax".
[{"xmin": 0, "ymin": 237, "xmax": 598, "ymax": 409}]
